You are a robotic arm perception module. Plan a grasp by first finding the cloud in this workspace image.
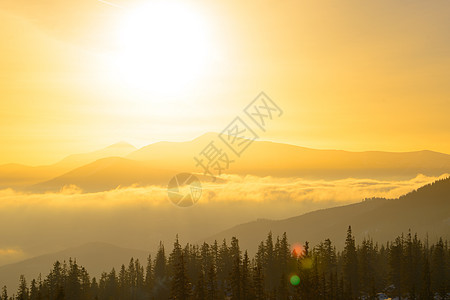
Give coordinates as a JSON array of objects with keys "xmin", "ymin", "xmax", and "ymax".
[
  {"xmin": 0, "ymin": 248, "xmax": 23, "ymax": 256},
  {"xmin": 0, "ymin": 173, "xmax": 446, "ymax": 209},
  {"xmin": 199, "ymin": 173, "xmax": 449, "ymax": 204},
  {"xmin": 0, "ymin": 247, "xmax": 25, "ymax": 265},
  {"xmin": 0, "ymin": 173, "xmax": 446, "ymax": 266}
]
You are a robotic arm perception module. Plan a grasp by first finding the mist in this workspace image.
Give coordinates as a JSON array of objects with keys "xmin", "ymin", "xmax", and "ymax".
[{"xmin": 0, "ymin": 173, "xmax": 446, "ymax": 266}]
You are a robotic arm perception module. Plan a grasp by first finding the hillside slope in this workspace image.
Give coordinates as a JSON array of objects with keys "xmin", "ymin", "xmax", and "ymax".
[
  {"xmin": 204, "ymin": 177, "xmax": 450, "ymax": 253},
  {"xmin": 0, "ymin": 242, "xmax": 149, "ymax": 292},
  {"xmin": 0, "ymin": 142, "xmax": 136, "ymax": 190}
]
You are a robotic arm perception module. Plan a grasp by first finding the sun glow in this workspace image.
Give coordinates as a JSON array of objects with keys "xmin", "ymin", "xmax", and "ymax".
[{"xmin": 111, "ymin": 0, "xmax": 213, "ymax": 95}]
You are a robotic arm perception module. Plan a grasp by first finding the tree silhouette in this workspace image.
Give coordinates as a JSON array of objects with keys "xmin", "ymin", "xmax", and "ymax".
[{"xmin": 4, "ymin": 230, "xmax": 449, "ymax": 300}]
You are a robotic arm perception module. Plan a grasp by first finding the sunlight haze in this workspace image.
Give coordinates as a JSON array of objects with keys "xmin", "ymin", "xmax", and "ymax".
[{"xmin": 0, "ymin": 0, "xmax": 449, "ymax": 165}]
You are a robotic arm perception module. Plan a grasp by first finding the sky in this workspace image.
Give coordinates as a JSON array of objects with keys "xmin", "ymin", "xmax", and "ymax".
[{"xmin": 1, "ymin": 0, "xmax": 450, "ymax": 165}]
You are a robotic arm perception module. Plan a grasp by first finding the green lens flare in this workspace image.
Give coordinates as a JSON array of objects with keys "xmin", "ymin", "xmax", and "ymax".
[{"xmin": 290, "ymin": 275, "xmax": 300, "ymax": 286}]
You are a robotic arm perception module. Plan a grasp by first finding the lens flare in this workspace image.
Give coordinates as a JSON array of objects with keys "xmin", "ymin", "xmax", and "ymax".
[
  {"xmin": 291, "ymin": 243, "xmax": 305, "ymax": 258},
  {"xmin": 301, "ymin": 257, "xmax": 313, "ymax": 269},
  {"xmin": 290, "ymin": 274, "xmax": 300, "ymax": 286}
]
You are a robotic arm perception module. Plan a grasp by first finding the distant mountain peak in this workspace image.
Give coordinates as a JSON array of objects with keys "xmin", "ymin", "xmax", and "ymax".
[{"xmin": 105, "ymin": 141, "xmax": 136, "ymax": 150}]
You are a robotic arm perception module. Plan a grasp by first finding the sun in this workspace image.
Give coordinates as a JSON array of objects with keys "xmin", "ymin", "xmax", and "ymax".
[{"xmin": 111, "ymin": 0, "xmax": 213, "ymax": 95}]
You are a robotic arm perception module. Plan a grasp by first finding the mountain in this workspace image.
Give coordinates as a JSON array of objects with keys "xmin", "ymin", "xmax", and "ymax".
[
  {"xmin": 0, "ymin": 142, "xmax": 137, "ymax": 190},
  {"xmin": 0, "ymin": 163, "xmax": 56, "ymax": 189},
  {"xmin": 29, "ymin": 157, "xmax": 173, "ymax": 193},
  {"xmin": 128, "ymin": 132, "xmax": 450, "ymax": 180},
  {"xmin": 52, "ymin": 142, "xmax": 137, "ymax": 170},
  {"xmin": 0, "ymin": 242, "xmax": 149, "ymax": 292},
  {"xmin": 203, "ymin": 177, "xmax": 450, "ymax": 253},
  {"xmin": 6, "ymin": 133, "xmax": 450, "ymax": 192}
]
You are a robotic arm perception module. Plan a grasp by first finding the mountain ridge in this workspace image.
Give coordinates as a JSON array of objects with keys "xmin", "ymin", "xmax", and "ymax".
[
  {"xmin": 2, "ymin": 133, "xmax": 450, "ymax": 192},
  {"xmin": 0, "ymin": 142, "xmax": 137, "ymax": 189},
  {"xmin": 203, "ymin": 177, "xmax": 450, "ymax": 253}
]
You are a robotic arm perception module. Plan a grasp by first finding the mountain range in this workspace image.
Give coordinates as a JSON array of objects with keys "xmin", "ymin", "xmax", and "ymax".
[
  {"xmin": 205, "ymin": 177, "xmax": 450, "ymax": 253},
  {"xmin": 0, "ymin": 142, "xmax": 136, "ymax": 190},
  {"xmin": 1, "ymin": 133, "xmax": 449, "ymax": 193}
]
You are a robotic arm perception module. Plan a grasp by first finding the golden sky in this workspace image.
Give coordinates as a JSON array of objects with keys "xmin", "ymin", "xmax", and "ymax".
[{"xmin": 1, "ymin": 0, "xmax": 449, "ymax": 165}]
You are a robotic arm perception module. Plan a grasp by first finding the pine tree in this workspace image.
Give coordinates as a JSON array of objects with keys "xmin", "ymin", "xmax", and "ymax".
[
  {"xmin": 358, "ymin": 238, "xmax": 376, "ymax": 298},
  {"xmin": 230, "ymin": 237, "xmax": 241, "ymax": 300},
  {"xmin": 128, "ymin": 258, "xmax": 137, "ymax": 300},
  {"xmin": 264, "ymin": 232, "xmax": 275, "ymax": 294},
  {"xmin": 118, "ymin": 264, "xmax": 128, "ymax": 300},
  {"xmin": 170, "ymin": 252, "xmax": 191, "ymax": 300},
  {"xmin": 135, "ymin": 258, "xmax": 145, "ymax": 299},
  {"xmin": 206, "ymin": 263, "xmax": 218, "ymax": 300},
  {"xmin": 389, "ymin": 235, "xmax": 404, "ymax": 299},
  {"xmin": 311, "ymin": 254, "xmax": 321, "ymax": 299},
  {"xmin": 154, "ymin": 241, "xmax": 169, "ymax": 299},
  {"xmin": 298, "ymin": 241, "xmax": 312, "ymax": 299},
  {"xmin": 29, "ymin": 279, "xmax": 38, "ymax": 300},
  {"xmin": 17, "ymin": 275, "xmax": 29, "ymax": 300},
  {"xmin": 431, "ymin": 238, "xmax": 447, "ymax": 299},
  {"xmin": 193, "ymin": 268, "xmax": 206, "ymax": 299},
  {"xmin": 404, "ymin": 232, "xmax": 423, "ymax": 299},
  {"xmin": 376, "ymin": 244, "xmax": 389, "ymax": 293},
  {"xmin": 252, "ymin": 257, "xmax": 264, "ymax": 300},
  {"xmin": 144, "ymin": 254, "xmax": 153, "ymax": 298},
  {"xmin": 343, "ymin": 226, "xmax": 358, "ymax": 299},
  {"xmin": 421, "ymin": 255, "xmax": 432, "ymax": 300},
  {"xmin": 46, "ymin": 261, "xmax": 64, "ymax": 300},
  {"xmin": 104, "ymin": 268, "xmax": 119, "ymax": 300},
  {"xmin": 170, "ymin": 236, "xmax": 191, "ymax": 300},
  {"xmin": 80, "ymin": 267, "xmax": 91, "ymax": 300},
  {"xmin": 91, "ymin": 277, "xmax": 99, "ymax": 300},
  {"xmin": 241, "ymin": 251, "xmax": 252, "ymax": 299},
  {"xmin": 275, "ymin": 232, "xmax": 290, "ymax": 299},
  {"xmin": 66, "ymin": 259, "xmax": 82, "ymax": 300},
  {"xmin": 1, "ymin": 286, "xmax": 8, "ymax": 300},
  {"xmin": 217, "ymin": 239, "xmax": 230, "ymax": 296}
]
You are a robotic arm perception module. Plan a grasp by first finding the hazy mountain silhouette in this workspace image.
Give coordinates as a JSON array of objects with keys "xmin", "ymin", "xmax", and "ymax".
[
  {"xmin": 204, "ymin": 177, "xmax": 450, "ymax": 253},
  {"xmin": 52, "ymin": 141, "xmax": 137, "ymax": 170},
  {"xmin": 0, "ymin": 142, "xmax": 136, "ymax": 190},
  {"xmin": 128, "ymin": 132, "xmax": 450, "ymax": 180},
  {"xmin": 128, "ymin": 133, "xmax": 450, "ymax": 181},
  {"xmin": 0, "ymin": 242, "xmax": 149, "ymax": 292},
  {"xmin": 29, "ymin": 157, "xmax": 173, "ymax": 193},
  {"xmin": 4, "ymin": 133, "xmax": 450, "ymax": 192}
]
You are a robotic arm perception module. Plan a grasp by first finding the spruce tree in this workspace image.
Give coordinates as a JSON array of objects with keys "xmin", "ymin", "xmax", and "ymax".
[
  {"xmin": 193, "ymin": 268, "xmax": 206, "ymax": 299},
  {"xmin": 252, "ymin": 258, "xmax": 265, "ymax": 300},
  {"xmin": 1, "ymin": 286, "xmax": 7, "ymax": 300},
  {"xmin": 170, "ymin": 236, "xmax": 191, "ymax": 300},
  {"xmin": 154, "ymin": 241, "xmax": 169, "ymax": 299},
  {"xmin": 170, "ymin": 252, "xmax": 191, "ymax": 300},
  {"xmin": 431, "ymin": 238, "xmax": 447, "ymax": 299},
  {"xmin": 144, "ymin": 254, "xmax": 153, "ymax": 297},
  {"xmin": 241, "ymin": 251, "xmax": 252, "ymax": 299},
  {"xmin": 264, "ymin": 232, "xmax": 275, "ymax": 294},
  {"xmin": 389, "ymin": 235, "xmax": 404, "ymax": 298},
  {"xmin": 206, "ymin": 263, "xmax": 218, "ymax": 300},
  {"xmin": 230, "ymin": 237, "xmax": 241, "ymax": 300},
  {"xmin": 29, "ymin": 279, "xmax": 38, "ymax": 300},
  {"xmin": 343, "ymin": 226, "xmax": 358, "ymax": 299},
  {"xmin": 217, "ymin": 239, "xmax": 230, "ymax": 296}
]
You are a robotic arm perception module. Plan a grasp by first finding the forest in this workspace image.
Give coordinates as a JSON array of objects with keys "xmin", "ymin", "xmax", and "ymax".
[{"xmin": 1, "ymin": 227, "xmax": 448, "ymax": 300}]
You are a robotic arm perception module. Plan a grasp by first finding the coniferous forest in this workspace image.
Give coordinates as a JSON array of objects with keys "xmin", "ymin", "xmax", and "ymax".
[{"xmin": 2, "ymin": 227, "xmax": 449, "ymax": 300}]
